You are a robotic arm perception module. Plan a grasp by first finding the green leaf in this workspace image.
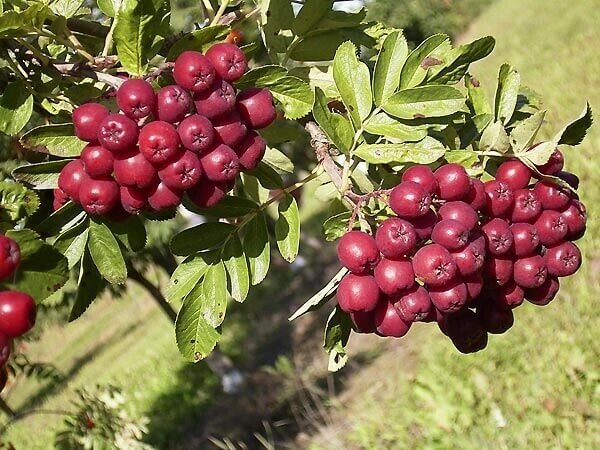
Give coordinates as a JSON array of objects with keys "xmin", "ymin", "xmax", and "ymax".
[
  {"xmin": 259, "ymin": 0, "xmax": 295, "ymax": 55},
  {"xmin": 246, "ymin": 162, "xmax": 284, "ymax": 189},
  {"xmin": 332, "ymin": 41, "xmax": 372, "ymax": 128},
  {"xmin": 288, "ymin": 27, "xmax": 375, "ymax": 62},
  {"xmin": 201, "ymin": 261, "xmax": 228, "ymax": 327},
  {"xmin": 5, "ymin": 229, "xmax": 43, "ymax": 259},
  {"xmin": 106, "ymin": 216, "xmax": 147, "ymax": 252},
  {"xmin": 354, "ymin": 136, "xmax": 446, "ymax": 165},
  {"xmin": 0, "ymin": 181, "xmax": 40, "ymax": 222},
  {"xmin": 263, "ymin": 146, "xmax": 294, "ymax": 173},
  {"xmin": 266, "ymin": 76, "xmax": 314, "ymax": 120},
  {"xmin": 383, "ymin": 85, "xmax": 467, "ymax": 120},
  {"xmin": 444, "ymin": 150, "xmax": 482, "ymax": 175},
  {"xmin": 480, "ymin": 121, "xmax": 511, "ymax": 154},
  {"xmin": 12, "ymin": 160, "xmax": 70, "ymax": 190},
  {"xmin": 510, "ymin": 110, "xmax": 547, "ymax": 152},
  {"xmin": 166, "ymin": 25, "xmax": 229, "ymax": 60},
  {"xmin": 165, "ymin": 252, "xmax": 211, "ymax": 303},
  {"xmin": 373, "ymin": 30, "xmax": 409, "ymax": 106},
  {"xmin": 175, "ymin": 292, "xmax": 221, "ymax": 362},
  {"xmin": 20, "ymin": 124, "xmax": 86, "ymax": 157},
  {"xmin": 88, "ymin": 218, "xmax": 127, "ymax": 284},
  {"xmin": 0, "ymin": 81, "xmax": 33, "ymax": 136},
  {"xmin": 289, "ymin": 65, "xmax": 338, "ymax": 98},
  {"xmin": 170, "ymin": 222, "xmax": 235, "ymax": 256},
  {"xmin": 114, "ymin": 0, "xmax": 168, "ymax": 75},
  {"xmin": 312, "ymin": 87, "xmax": 354, "ymax": 153},
  {"xmin": 70, "ymin": 251, "xmax": 104, "ymax": 321},
  {"xmin": 292, "ymin": 0, "xmax": 333, "ymax": 37},
  {"xmin": 559, "ymin": 102, "xmax": 593, "ymax": 146},
  {"xmin": 428, "ymin": 36, "xmax": 496, "ymax": 84},
  {"xmin": 364, "ymin": 112, "xmax": 428, "ymax": 143},
  {"xmin": 97, "ymin": 0, "xmax": 122, "ymax": 17},
  {"xmin": 241, "ymin": 173, "xmax": 269, "ymax": 205},
  {"xmin": 324, "ymin": 306, "xmax": 352, "ymax": 372},
  {"xmin": 50, "ymin": 0, "xmax": 85, "ymax": 17},
  {"xmin": 54, "ymin": 221, "xmax": 89, "ymax": 268},
  {"xmin": 458, "ymin": 113, "xmax": 493, "ymax": 148},
  {"xmin": 0, "ymin": 4, "xmax": 50, "ymax": 37},
  {"xmin": 235, "ymin": 65, "xmax": 288, "ymax": 89},
  {"xmin": 223, "ymin": 234, "xmax": 249, "ymax": 302},
  {"xmin": 322, "ymin": 211, "xmax": 352, "ymax": 242},
  {"xmin": 494, "ymin": 64, "xmax": 521, "ymax": 125},
  {"xmin": 399, "ymin": 34, "xmax": 450, "ymax": 89},
  {"xmin": 466, "ymin": 74, "xmax": 492, "ymax": 116},
  {"xmin": 35, "ymin": 202, "xmax": 83, "ymax": 237},
  {"xmin": 289, "ymin": 267, "xmax": 348, "ymax": 321},
  {"xmin": 275, "ymin": 194, "xmax": 300, "ymax": 263},
  {"xmin": 243, "ymin": 212, "xmax": 270, "ymax": 286},
  {"xmin": 182, "ymin": 196, "xmax": 257, "ymax": 218}
]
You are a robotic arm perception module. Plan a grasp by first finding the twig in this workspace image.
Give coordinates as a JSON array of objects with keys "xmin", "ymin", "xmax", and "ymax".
[{"xmin": 144, "ymin": 62, "xmax": 175, "ymax": 82}]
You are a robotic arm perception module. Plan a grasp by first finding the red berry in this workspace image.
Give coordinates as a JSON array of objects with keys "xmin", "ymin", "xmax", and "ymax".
[
  {"xmin": 477, "ymin": 303, "xmax": 514, "ymax": 334},
  {"xmin": 374, "ymin": 258, "xmax": 414, "ymax": 297},
  {"xmin": 336, "ymin": 231, "xmax": 380, "ymax": 274},
  {"xmin": 205, "ymin": 43, "xmax": 247, "ymax": 82},
  {"xmin": 495, "ymin": 159, "xmax": 531, "ymax": 190},
  {"xmin": 450, "ymin": 236, "xmax": 485, "ymax": 276},
  {"xmin": 464, "ymin": 272, "xmax": 484, "ymax": 300},
  {"xmin": 375, "ymin": 217, "xmax": 417, "ymax": 259},
  {"xmin": 200, "ymin": 144, "xmax": 240, "ymax": 182},
  {"xmin": 536, "ymin": 148, "xmax": 564, "ymax": 174},
  {"xmin": 350, "ymin": 310, "xmax": 376, "ymax": 334},
  {"xmin": 113, "ymin": 149, "xmax": 157, "ymax": 189},
  {"xmin": 158, "ymin": 150, "xmax": 202, "ymax": 191},
  {"xmin": 120, "ymin": 186, "xmax": 147, "ymax": 215},
  {"xmin": 513, "ymin": 255, "xmax": 547, "ymax": 289},
  {"xmin": 429, "ymin": 279, "xmax": 468, "ymax": 313},
  {"xmin": 337, "ymin": 273, "xmax": 380, "ymax": 313},
  {"xmin": 156, "ymin": 85, "xmax": 192, "ymax": 123},
  {"xmin": 0, "ymin": 236, "xmax": 20, "ymax": 281},
  {"xmin": 510, "ymin": 222, "xmax": 540, "ymax": 257},
  {"xmin": 434, "ymin": 163, "xmax": 471, "ymax": 201},
  {"xmin": 395, "ymin": 285, "xmax": 432, "ymax": 322},
  {"xmin": 79, "ymin": 178, "xmax": 119, "ymax": 215},
  {"xmin": 178, "ymin": 114, "xmax": 215, "ymax": 153},
  {"xmin": 58, "ymin": 160, "xmax": 88, "ymax": 202},
  {"xmin": 53, "ymin": 188, "xmax": 69, "ymax": 211},
  {"xmin": 116, "ymin": 79, "xmax": 155, "ymax": 119},
  {"xmin": 236, "ymin": 88, "xmax": 277, "ymax": 129},
  {"xmin": 561, "ymin": 200, "xmax": 586, "ymax": 239},
  {"xmin": 194, "ymin": 79, "xmax": 236, "ymax": 120},
  {"xmin": 441, "ymin": 310, "xmax": 488, "ymax": 354},
  {"xmin": 212, "ymin": 111, "xmax": 248, "ymax": 148},
  {"xmin": 73, "ymin": 103, "xmax": 109, "ymax": 142},
  {"xmin": 401, "ymin": 165, "xmax": 438, "ymax": 195},
  {"xmin": 374, "ymin": 299, "xmax": 411, "ymax": 337},
  {"xmin": 0, "ymin": 291, "xmax": 36, "ymax": 338},
  {"xmin": 389, "ymin": 181, "xmax": 431, "ymax": 218},
  {"xmin": 534, "ymin": 210, "xmax": 568, "ymax": 246},
  {"xmin": 408, "ymin": 210, "xmax": 437, "ymax": 241},
  {"xmin": 139, "ymin": 121, "xmax": 181, "ymax": 164},
  {"xmin": 146, "ymin": 181, "xmax": 182, "ymax": 211},
  {"xmin": 81, "ymin": 144, "xmax": 114, "ymax": 178},
  {"xmin": 438, "ymin": 201, "xmax": 479, "ymax": 231},
  {"xmin": 494, "ymin": 281, "xmax": 525, "ymax": 308},
  {"xmin": 510, "ymin": 188, "xmax": 542, "ymax": 223},
  {"xmin": 464, "ymin": 178, "xmax": 487, "ymax": 211},
  {"xmin": 481, "ymin": 218, "xmax": 513, "ymax": 255},
  {"xmin": 97, "ymin": 114, "xmax": 139, "ymax": 152},
  {"xmin": 172, "ymin": 51, "xmax": 216, "ymax": 93},
  {"xmin": 432, "ymin": 219, "xmax": 470, "ymax": 250},
  {"xmin": 0, "ymin": 332, "xmax": 10, "ymax": 367},
  {"xmin": 412, "ymin": 244, "xmax": 457, "ymax": 287},
  {"xmin": 186, "ymin": 178, "xmax": 232, "ymax": 208},
  {"xmin": 533, "ymin": 181, "xmax": 570, "ymax": 211},
  {"xmin": 236, "ymin": 131, "xmax": 266, "ymax": 171},
  {"xmin": 484, "ymin": 255, "xmax": 513, "ymax": 287},
  {"xmin": 544, "ymin": 241, "xmax": 581, "ymax": 277},
  {"xmin": 484, "ymin": 180, "xmax": 514, "ymax": 217},
  {"xmin": 525, "ymin": 276, "xmax": 559, "ymax": 306}
]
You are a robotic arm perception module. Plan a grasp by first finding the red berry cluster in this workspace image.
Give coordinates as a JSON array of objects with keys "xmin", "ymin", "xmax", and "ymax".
[
  {"xmin": 56, "ymin": 43, "xmax": 276, "ymax": 218},
  {"xmin": 0, "ymin": 235, "xmax": 37, "ymax": 392},
  {"xmin": 336, "ymin": 150, "xmax": 586, "ymax": 353}
]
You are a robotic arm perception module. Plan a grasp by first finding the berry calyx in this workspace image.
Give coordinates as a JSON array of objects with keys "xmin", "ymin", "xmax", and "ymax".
[
  {"xmin": 374, "ymin": 217, "xmax": 417, "ymax": 259},
  {"xmin": 172, "ymin": 51, "xmax": 216, "ymax": 93},
  {"xmin": 157, "ymin": 85, "xmax": 192, "ymax": 123},
  {"xmin": 139, "ymin": 121, "xmax": 181, "ymax": 164},
  {"xmin": 178, "ymin": 114, "xmax": 215, "ymax": 153},
  {"xmin": 544, "ymin": 241, "xmax": 582, "ymax": 277},
  {"xmin": 205, "ymin": 43, "xmax": 247, "ymax": 82},
  {"xmin": 97, "ymin": 114, "xmax": 139, "ymax": 152},
  {"xmin": 158, "ymin": 150, "xmax": 203, "ymax": 191},
  {"xmin": 412, "ymin": 244, "xmax": 457, "ymax": 287},
  {"xmin": 513, "ymin": 255, "xmax": 548, "ymax": 289}
]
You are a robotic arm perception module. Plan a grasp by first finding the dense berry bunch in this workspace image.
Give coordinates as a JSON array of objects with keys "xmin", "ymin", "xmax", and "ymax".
[
  {"xmin": 0, "ymin": 234, "xmax": 37, "ymax": 392},
  {"xmin": 57, "ymin": 43, "xmax": 276, "ymax": 218},
  {"xmin": 336, "ymin": 151, "xmax": 586, "ymax": 353}
]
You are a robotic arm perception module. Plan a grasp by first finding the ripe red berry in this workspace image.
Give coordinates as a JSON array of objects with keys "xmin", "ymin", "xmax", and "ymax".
[
  {"xmin": 139, "ymin": 121, "xmax": 181, "ymax": 164},
  {"xmin": 58, "ymin": 159, "xmax": 88, "ymax": 202},
  {"xmin": 481, "ymin": 218, "xmax": 513, "ymax": 255},
  {"xmin": 53, "ymin": 188, "xmax": 69, "ymax": 211},
  {"xmin": 389, "ymin": 181, "xmax": 431, "ymax": 218},
  {"xmin": 408, "ymin": 210, "xmax": 437, "ymax": 241},
  {"xmin": 510, "ymin": 188, "xmax": 542, "ymax": 223},
  {"xmin": 513, "ymin": 255, "xmax": 547, "ymax": 289},
  {"xmin": 464, "ymin": 272, "xmax": 484, "ymax": 300},
  {"xmin": 97, "ymin": 114, "xmax": 139, "ymax": 152},
  {"xmin": 116, "ymin": 79, "xmax": 155, "ymax": 119},
  {"xmin": 350, "ymin": 310, "xmax": 376, "ymax": 334},
  {"xmin": 0, "ymin": 291, "xmax": 36, "ymax": 338},
  {"xmin": 156, "ymin": 85, "xmax": 192, "ymax": 123},
  {"xmin": 495, "ymin": 159, "xmax": 532, "ymax": 190},
  {"xmin": 194, "ymin": 79, "xmax": 236, "ymax": 119},
  {"xmin": 73, "ymin": 103, "xmax": 109, "ymax": 142},
  {"xmin": 374, "ymin": 299, "xmax": 411, "ymax": 337},
  {"xmin": 79, "ymin": 178, "xmax": 119, "ymax": 215},
  {"xmin": 484, "ymin": 180, "xmax": 514, "ymax": 217},
  {"xmin": 534, "ymin": 210, "xmax": 568, "ymax": 246},
  {"xmin": 464, "ymin": 178, "xmax": 487, "ymax": 211},
  {"xmin": 0, "ymin": 236, "xmax": 20, "ymax": 281},
  {"xmin": 146, "ymin": 181, "xmax": 183, "ymax": 211},
  {"xmin": 0, "ymin": 332, "xmax": 10, "ymax": 367},
  {"xmin": 374, "ymin": 258, "xmax": 414, "ymax": 297},
  {"xmin": 544, "ymin": 241, "xmax": 582, "ymax": 277},
  {"xmin": 236, "ymin": 131, "xmax": 266, "ymax": 171},
  {"xmin": 533, "ymin": 181, "xmax": 570, "ymax": 211},
  {"xmin": 510, "ymin": 222, "xmax": 540, "ymax": 257},
  {"xmin": 536, "ymin": 148, "xmax": 564, "ymax": 174},
  {"xmin": 375, "ymin": 217, "xmax": 417, "ymax": 259},
  {"xmin": 494, "ymin": 281, "xmax": 525, "ymax": 308},
  {"xmin": 451, "ymin": 236, "xmax": 485, "ymax": 276},
  {"xmin": 434, "ymin": 163, "xmax": 471, "ymax": 201},
  {"xmin": 484, "ymin": 255, "xmax": 513, "ymax": 287},
  {"xmin": 212, "ymin": 111, "xmax": 248, "ymax": 148},
  {"xmin": 81, "ymin": 144, "xmax": 114, "ymax": 178},
  {"xmin": 158, "ymin": 150, "xmax": 202, "ymax": 191},
  {"xmin": 120, "ymin": 186, "xmax": 147, "ymax": 215},
  {"xmin": 236, "ymin": 88, "xmax": 277, "ymax": 130},
  {"xmin": 442, "ymin": 310, "xmax": 488, "ymax": 354},
  {"xmin": 428, "ymin": 279, "xmax": 468, "ymax": 313},
  {"xmin": 200, "ymin": 144, "xmax": 240, "ymax": 182},
  {"xmin": 412, "ymin": 244, "xmax": 457, "ymax": 287},
  {"xmin": 337, "ymin": 273, "xmax": 380, "ymax": 313},
  {"xmin": 113, "ymin": 149, "xmax": 157, "ymax": 189},
  {"xmin": 336, "ymin": 231, "xmax": 380, "ymax": 274},
  {"xmin": 205, "ymin": 43, "xmax": 247, "ymax": 82},
  {"xmin": 178, "ymin": 114, "xmax": 215, "ymax": 153},
  {"xmin": 525, "ymin": 276, "xmax": 559, "ymax": 306},
  {"xmin": 401, "ymin": 164, "xmax": 438, "ymax": 195},
  {"xmin": 477, "ymin": 303, "xmax": 514, "ymax": 334},
  {"xmin": 186, "ymin": 178, "xmax": 232, "ymax": 208},
  {"xmin": 438, "ymin": 201, "xmax": 479, "ymax": 231},
  {"xmin": 172, "ymin": 51, "xmax": 216, "ymax": 93},
  {"xmin": 395, "ymin": 285, "xmax": 432, "ymax": 322},
  {"xmin": 554, "ymin": 171, "xmax": 579, "ymax": 189},
  {"xmin": 561, "ymin": 200, "xmax": 586, "ymax": 239},
  {"xmin": 432, "ymin": 219, "xmax": 470, "ymax": 250}
]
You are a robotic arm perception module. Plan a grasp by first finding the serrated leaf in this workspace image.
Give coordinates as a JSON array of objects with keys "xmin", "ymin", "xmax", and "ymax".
[
  {"xmin": 480, "ymin": 121, "xmax": 510, "ymax": 154},
  {"xmin": 70, "ymin": 251, "xmax": 104, "ymax": 321},
  {"xmin": 35, "ymin": 202, "xmax": 83, "ymax": 237},
  {"xmin": 444, "ymin": 150, "xmax": 482, "ymax": 175},
  {"xmin": 466, "ymin": 74, "xmax": 492, "ymax": 116},
  {"xmin": 20, "ymin": 124, "xmax": 86, "ymax": 157},
  {"xmin": 289, "ymin": 65, "xmax": 338, "ymax": 98},
  {"xmin": 364, "ymin": 112, "xmax": 428, "ymax": 143},
  {"xmin": 235, "ymin": 65, "xmax": 287, "ymax": 89},
  {"xmin": 266, "ymin": 76, "xmax": 314, "ymax": 120},
  {"xmin": 322, "ymin": 211, "xmax": 352, "ymax": 242},
  {"xmin": 0, "ymin": 81, "xmax": 33, "ymax": 136},
  {"xmin": 106, "ymin": 216, "xmax": 147, "ymax": 252},
  {"xmin": 165, "ymin": 252, "xmax": 212, "ymax": 303},
  {"xmin": 383, "ymin": 85, "xmax": 467, "ymax": 120},
  {"xmin": 559, "ymin": 102, "xmax": 593, "ymax": 146},
  {"xmin": 201, "ymin": 261, "xmax": 228, "ymax": 327},
  {"xmin": 373, "ymin": 30, "xmax": 409, "ymax": 106},
  {"xmin": 175, "ymin": 292, "xmax": 221, "ymax": 363},
  {"xmin": 354, "ymin": 136, "xmax": 446, "ymax": 165},
  {"xmin": 166, "ymin": 25, "xmax": 229, "ymax": 60},
  {"xmin": 0, "ymin": 181, "xmax": 40, "ymax": 221},
  {"xmin": 312, "ymin": 87, "xmax": 354, "ymax": 153},
  {"xmin": 243, "ymin": 212, "xmax": 270, "ymax": 286},
  {"xmin": 263, "ymin": 146, "xmax": 294, "ymax": 173},
  {"xmin": 292, "ymin": 0, "xmax": 333, "ymax": 37},
  {"xmin": 494, "ymin": 64, "xmax": 521, "ymax": 125},
  {"xmin": 97, "ymin": 0, "xmax": 121, "ymax": 17},
  {"xmin": 333, "ymin": 41, "xmax": 372, "ymax": 128},
  {"xmin": 246, "ymin": 162, "xmax": 284, "ymax": 189},
  {"xmin": 510, "ymin": 110, "xmax": 547, "ymax": 152},
  {"xmin": 170, "ymin": 222, "xmax": 235, "ymax": 257},
  {"xmin": 12, "ymin": 160, "xmax": 71, "ymax": 190},
  {"xmin": 223, "ymin": 235, "xmax": 249, "ymax": 302},
  {"xmin": 275, "ymin": 194, "xmax": 300, "ymax": 263},
  {"xmin": 54, "ymin": 221, "xmax": 89, "ymax": 268},
  {"xmin": 324, "ymin": 306, "xmax": 352, "ymax": 372},
  {"xmin": 429, "ymin": 36, "xmax": 495, "ymax": 84},
  {"xmin": 289, "ymin": 267, "xmax": 348, "ymax": 321},
  {"xmin": 399, "ymin": 34, "xmax": 450, "ymax": 89},
  {"xmin": 182, "ymin": 196, "xmax": 257, "ymax": 218},
  {"xmin": 88, "ymin": 218, "xmax": 127, "ymax": 284}
]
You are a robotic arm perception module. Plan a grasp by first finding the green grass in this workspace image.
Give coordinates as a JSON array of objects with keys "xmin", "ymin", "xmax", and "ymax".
[{"xmin": 308, "ymin": 0, "xmax": 600, "ymax": 448}]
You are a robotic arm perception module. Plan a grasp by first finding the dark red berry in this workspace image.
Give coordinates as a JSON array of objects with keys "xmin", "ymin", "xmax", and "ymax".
[
  {"xmin": 464, "ymin": 272, "xmax": 484, "ymax": 300},
  {"xmin": 374, "ymin": 299, "xmax": 411, "ymax": 337},
  {"xmin": 375, "ymin": 217, "xmax": 417, "ymax": 259},
  {"xmin": 438, "ymin": 201, "xmax": 479, "ymax": 231},
  {"xmin": 513, "ymin": 255, "xmax": 547, "ymax": 289},
  {"xmin": 120, "ymin": 186, "xmax": 147, "ymax": 215},
  {"xmin": 116, "ymin": 79, "xmax": 155, "ymax": 119},
  {"xmin": 158, "ymin": 150, "xmax": 202, "ymax": 191},
  {"xmin": 477, "ymin": 303, "xmax": 514, "ymax": 334},
  {"xmin": 544, "ymin": 241, "xmax": 582, "ymax": 277},
  {"xmin": 194, "ymin": 79, "xmax": 236, "ymax": 119},
  {"xmin": 73, "ymin": 103, "xmax": 109, "ymax": 142},
  {"xmin": 432, "ymin": 219, "xmax": 470, "ymax": 250},
  {"xmin": 146, "ymin": 181, "xmax": 182, "ymax": 211},
  {"xmin": 337, "ymin": 273, "xmax": 380, "ymax": 313},
  {"xmin": 389, "ymin": 181, "xmax": 431, "ymax": 218},
  {"xmin": 0, "ymin": 291, "xmax": 36, "ymax": 338},
  {"xmin": 525, "ymin": 276, "xmax": 559, "ymax": 306},
  {"xmin": 464, "ymin": 178, "xmax": 487, "ymax": 211},
  {"xmin": 510, "ymin": 222, "xmax": 540, "ymax": 257},
  {"xmin": 533, "ymin": 181, "xmax": 570, "ymax": 211},
  {"xmin": 534, "ymin": 210, "xmax": 568, "ymax": 246},
  {"xmin": 374, "ymin": 258, "xmax": 414, "ymax": 297},
  {"xmin": 186, "ymin": 178, "xmax": 232, "ymax": 208},
  {"xmin": 178, "ymin": 114, "xmax": 215, "ymax": 153},
  {"xmin": 481, "ymin": 218, "xmax": 513, "ymax": 255},
  {"xmin": 495, "ymin": 159, "xmax": 531, "ymax": 190},
  {"xmin": 401, "ymin": 165, "xmax": 438, "ymax": 195},
  {"xmin": 139, "ymin": 121, "xmax": 181, "ymax": 164},
  {"xmin": 212, "ymin": 111, "xmax": 247, "ymax": 148},
  {"xmin": 337, "ymin": 231, "xmax": 380, "ymax": 274},
  {"xmin": 81, "ymin": 144, "xmax": 114, "ymax": 178},
  {"xmin": 156, "ymin": 85, "xmax": 192, "ymax": 123},
  {"xmin": 412, "ymin": 244, "xmax": 457, "ymax": 287},
  {"xmin": 408, "ymin": 210, "xmax": 437, "ymax": 241},
  {"xmin": 350, "ymin": 310, "xmax": 376, "ymax": 334},
  {"xmin": 536, "ymin": 148, "xmax": 564, "ymax": 174},
  {"xmin": 53, "ymin": 188, "xmax": 69, "ymax": 211},
  {"xmin": 450, "ymin": 236, "xmax": 485, "ymax": 276},
  {"xmin": 172, "ymin": 51, "xmax": 216, "ymax": 93},
  {"xmin": 236, "ymin": 131, "xmax": 266, "ymax": 171},
  {"xmin": 510, "ymin": 188, "xmax": 542, "ymax": 223},
  {"xmin": 0, "ymin": 236, "xmax": 20, "ymax": 281},
  {"xmin": 236, "ymin": 88, "xmax": 277, "ymax": 130},
  {"xmin": 200, "ymin": 144, "xmax": 240, "ymax": 182},
  {"xmin": 428, "ymin": 279, "xmax": 468, "ymax": 313},
  {"xmin": 395, "ymin": 285, "xmax": 432, "ymax": 322},
  {"xmin": 113, "ymin": 149, "xmax": 157, "ymax": 189},
  {"xmin": 494, "ymin": 281, "xmax": 525, "ymax": 308},
  {"xmin": 442, "ymin": 310, "xmax": 488, "ymax": 354},
  {"xmin": 97, "ymin": 114, "xmax": 139, "ymax": 152},
  {"xmin": 79, "ymin": 178, "xmax": 119, "ymax": 215},
  {"xmin": 0, "ymin": 332, "xmax": 10, "ymax": 367},
  {"xmin": 58, "ymin": 160, "xmax": 88, "ymax": 202},
  {"xmin": 484, "ymin": 180, "xmax": 514, "ymax": 217},
  {"xmin": 561, "ymin": 200, "xmax": 586, "ymax": 239},
  {"xmin": 205, "ymin": 43, "xmax": 247, "ymax": 82},
  {"xmin": 484, "ymin": 255, "xmax": 513, "ymax": 287},
  {"xmin": 434, "ymin": 163, "xmax": 471, "ymax": 201}
]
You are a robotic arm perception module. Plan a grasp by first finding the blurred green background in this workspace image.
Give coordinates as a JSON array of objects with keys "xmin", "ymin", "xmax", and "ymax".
[{"xmin": 1, "ymin": 0, "xmax": 599, "ymax": 448}]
